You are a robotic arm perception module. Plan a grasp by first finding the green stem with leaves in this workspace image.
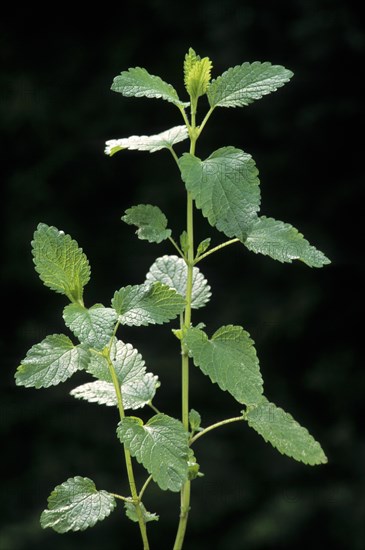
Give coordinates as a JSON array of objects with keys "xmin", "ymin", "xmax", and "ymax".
[
  {"xmin": 17, "ymin": 47, "xmax": 330, "ymax": 550},
  {"xmin": 104, "ymin": 347, "xmax": 150, "ymax": 550},
  {"xmin": 172, "ymin": 110, "xmax": 197, "ymax": 550}
]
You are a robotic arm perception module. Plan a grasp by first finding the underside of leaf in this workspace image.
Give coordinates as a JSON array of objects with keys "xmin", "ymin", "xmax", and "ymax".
[
  {"xmin": 105, "ymin": 125, "xmax": 188, "ymax": 156},
  {"xmin": 145, "ymin": 255, "xmax": 211, "ymax": 309}
]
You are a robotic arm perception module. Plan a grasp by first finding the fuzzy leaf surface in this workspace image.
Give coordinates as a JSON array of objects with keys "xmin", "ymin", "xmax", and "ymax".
[
  {"xmin": 244, "ymin": 397, "xmax": 328, "ymax": 465},
  {"xmin": 112, "ymin": 282, "xmax": 185, "ymax": 326},
  {"xmin": 111, "ymin": 67, "xmax": 186, "ymax": 106},
  {"xmin": 70, "ymin": 374, "xmax": 158, "ymax": 410},
  {"xmin": 71, "ymin": 339, "xmax": 159, "ymax": 409},
  {"xmin": 122, "ymin": 204, "xmax": 171, "ymax": 243},
  {"xmin": 117, "ymin": 414, "xmax": 189, "ymax": 492},
  {"xmin": 207, "ymin": 61, "xmax": 293, "ymax": 108},
  {"xmin": 184, "ymin": 325, "xmax": 263, "ymax": 405},
  {"xmin": 105, "ymin": 125, "xmax": 188, "ymax": 156},
  {"xmin": 15, "ymin": 334, "xmax": 89, "ymax": 389},
  {"xmin": 179, "ymin": 147, "xmax": 261, "ymax": 240},
  {"xmin": 40, "ymin": 476, "xmax": 116, "ymax": 533},
  {"xmin": 63, "ymin": 304, "xmax": 117, "ymax": 349},
  {"xmin": 146, "ymin": 255, "xmax": 211, "ymax": 310},
  {"xmin": 243, "ymin": 216, "xmax": 330, "ymax": 267},
  {"xmin": 32, "ymin": 223, "xmax": 90, "ymax": 302},
  {"xmin": 184, "ymin": 48, "xmax": 212, "ymax": 98}
]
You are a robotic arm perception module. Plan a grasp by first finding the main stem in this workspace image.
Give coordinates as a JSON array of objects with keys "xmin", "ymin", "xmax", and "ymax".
[
  {"xmin": 173, "ymin": 118, "xmax": 197, "ymax": 550},
  {"xmin": 106, "ymin": 353, "xmax": 150, "ymax": 550}
]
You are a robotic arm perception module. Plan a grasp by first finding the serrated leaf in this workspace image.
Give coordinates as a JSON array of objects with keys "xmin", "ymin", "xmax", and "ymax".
[
  {"xmin": 112, "ymin": 282, "xmax": 185, "ymax": 327},
  {"xmin": 32, "ymin": 223, "xmax": 90, "ymax": 302},
  {"xmin": 243, "ymin": 216, "xmax": 331, "ymax": 267},
  {"xmin": 40, "ymin": 476, "xmax": 116, "ymax": 533},
  {"xmin": 145, "ymin": 255, "xmax": 211, "ymax": 310},
  {"xmin": 72, "ymin": 340, "xmax": 159, "ymax": 410},
  {"xmin": 70, "ymin": 373, "xmax": 158, "ymax": 410},
  {"xmin": 117, "ymin": 414, "xmax": 189, "ymax": 492},
  {"xmin": 105, "ymin": 125, "xmax": 189, "ymax": 156},
  {"xmin": 179, "ymin": 147, "xmax": 261, "ymax": 240},
  {"xmin": 63, "ymin": 304, "xmax": 117, "ymax": 349},
  {"xmin": 208, "ymin": 61, "xmax": 293, "ymax": 109},
  {"xmin": 184, "ymin": 48, "xmax": 212, "ymax": 99},
  {"xmin": 184, "ymin": 48, "xmax": 200, "ymax": 87},
  {"xmin": 244, "ymin": 397, "xmax": 328, "ymax": 465},
  {"xmin": 87, "ymin": 339, "xmax": 146, "ymax": 383},
  {"xmin": 124, "ymin": 502, "xmax": 159, "ymax": 523},
  {"xmin": 15, "ymin": 334, "xmax": 89, "ymax": 389},
  {"xmin": 184, "ymin": 325, "xmax": 263, "ymax": 405},
  {"xmin": 122, "ymin": 204, "xmax": 171, "ymax": 243},
  {"xmin": 111, "ymin": 67, "xmax": 187, "ymax": 107}
]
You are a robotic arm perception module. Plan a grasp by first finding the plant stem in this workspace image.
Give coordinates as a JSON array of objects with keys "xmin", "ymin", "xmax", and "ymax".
[
  {"xmin": 194, "ymin": 238, "xmax": 240, "ymax": 264},
  {"xmin": 168, "ymin": 236, "xmax": 186, "ymax": 260},
  {"xmin": 173, "ymin": 118, "xmax": 197, "ymax": 550},
  {"xmin": 190, "ymin": 416, "xmax": 244, "ymax": 445},
  {"xmin": 105, "ymin": 352, "xmax": 150, "ymax": 550},
  {"xmin": 139, "ymin": 475, "xmax": 153, "ymax": 500},
  {"xmin": 197, "ymin": 106, "xmax": 214, "ymax": 137}
]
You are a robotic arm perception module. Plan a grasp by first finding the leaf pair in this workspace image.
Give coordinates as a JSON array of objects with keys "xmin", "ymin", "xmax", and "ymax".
[
  {"xmin": 105, "ymin": 50, "xmax": 293, "ymax": 159},
  {"xmin": 111, "ymin": 51, "xmax": 293, "ymax": 112},
  {"xmin": 179, "ymin": 148, "xmax": 330, "ymax": 267},
  {"xmin": 185, "ymin": 325, "xmax": 327, "ymax": 465},
  {"xmin": 71, "ymin": 339, "xmax": 159, "ymax": 411}
]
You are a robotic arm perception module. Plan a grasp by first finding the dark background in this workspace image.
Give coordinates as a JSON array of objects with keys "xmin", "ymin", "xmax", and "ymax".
[{"xmin": 1, "ymin": 1, "xmax": 363, "ymax": 549}]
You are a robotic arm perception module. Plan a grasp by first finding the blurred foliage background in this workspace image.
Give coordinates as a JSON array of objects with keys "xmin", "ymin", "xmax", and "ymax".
[{"xmin": 1, "ymin": 1, "xmax": 363, "ymax": 548}]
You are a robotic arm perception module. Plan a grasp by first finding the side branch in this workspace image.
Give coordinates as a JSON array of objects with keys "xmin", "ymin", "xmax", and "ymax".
[{"xmin": 190, "ymin": 416, "xmax": 244, "ymax": 445}]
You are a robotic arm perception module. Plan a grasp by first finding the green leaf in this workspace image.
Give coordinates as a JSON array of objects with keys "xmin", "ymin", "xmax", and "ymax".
[
  {"xmin": 105, "ymin": 125, "xmax": 189, "ymax": 156},
  {"xmin": 124, "ymin": 502, "xmax": 159, "ymax": 524},
  {"xmin": 117, "ymin": 414, "xmax": 189, "ymax": 492},
  {"xmin": 196, "ymin": 238, "xmax": 211, "ymax": 257},
  {"xmin": 184, "ymin": 325, "xmax": 263, "ymax": 405},
  {"xmin": 179, "ymin": 230, "xmax": 189, "ymax": 256},
  {"xmin": 187, "ymin": 449, "xmax": 202, "ymax": 480},
  {"xmin": 122, "ymin": 204, "xmax": 171, "ymax": 244},
  {"xmin": 112, "ymin": 282, "xmax": 185, "ymax": 327},
  {"xmin": 184, "ymin": 48, "xmax": 212, "ymax": 99},
  {"xmin": 243, "ymin": 216, "xmax": 331, "ymax": 267},
  {"xmin": 244, "ymin": 397, "xmax": 328, "ymax": 465},
  {"xmin": 71, "ymin": 339, "xmax": 159, "ymax": 409},
  {"xmin": 179, "ymin": 147, "xmax": 261, "ymax": 240},
  {"xmin": 70, "ymin": 373, "xmax": 158, "ymax": 410},
  {"xmin": 189, "ymin": 409, "xmax": 202, "ymax": 432},
  {"xmin": 40, "ymin": 476, "xmax": 116, "ymax": 533},
  {"xmin": 63, "ymin": 304, "xmax": 117, "ymax": 349},
  {"xmin": 15, "ymin": 334, "xmax": 89, "ymax": 389},
  {"xmin": 111, "ymin": 67, "xmax": 187, "ymax": 107},
  {"xmin": 207, "ymin": 61, "xmax": 293, "ymax": 109},
  {"xmin": 32, "ymin": 223, "xmax": 90, "ymax": 302},
  {"xmin": 146, "ymin": 255, "xmax": 211, "ymax": 310},
  {"xmin": 87, "ymin": 339, "xmax": 145, "ymax": 383}
]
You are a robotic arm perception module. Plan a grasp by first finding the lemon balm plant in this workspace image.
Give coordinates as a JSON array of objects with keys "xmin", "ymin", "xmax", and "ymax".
[{"xmin": 16, "ymin": 49, "xmax": 330, "ymax": 549}]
